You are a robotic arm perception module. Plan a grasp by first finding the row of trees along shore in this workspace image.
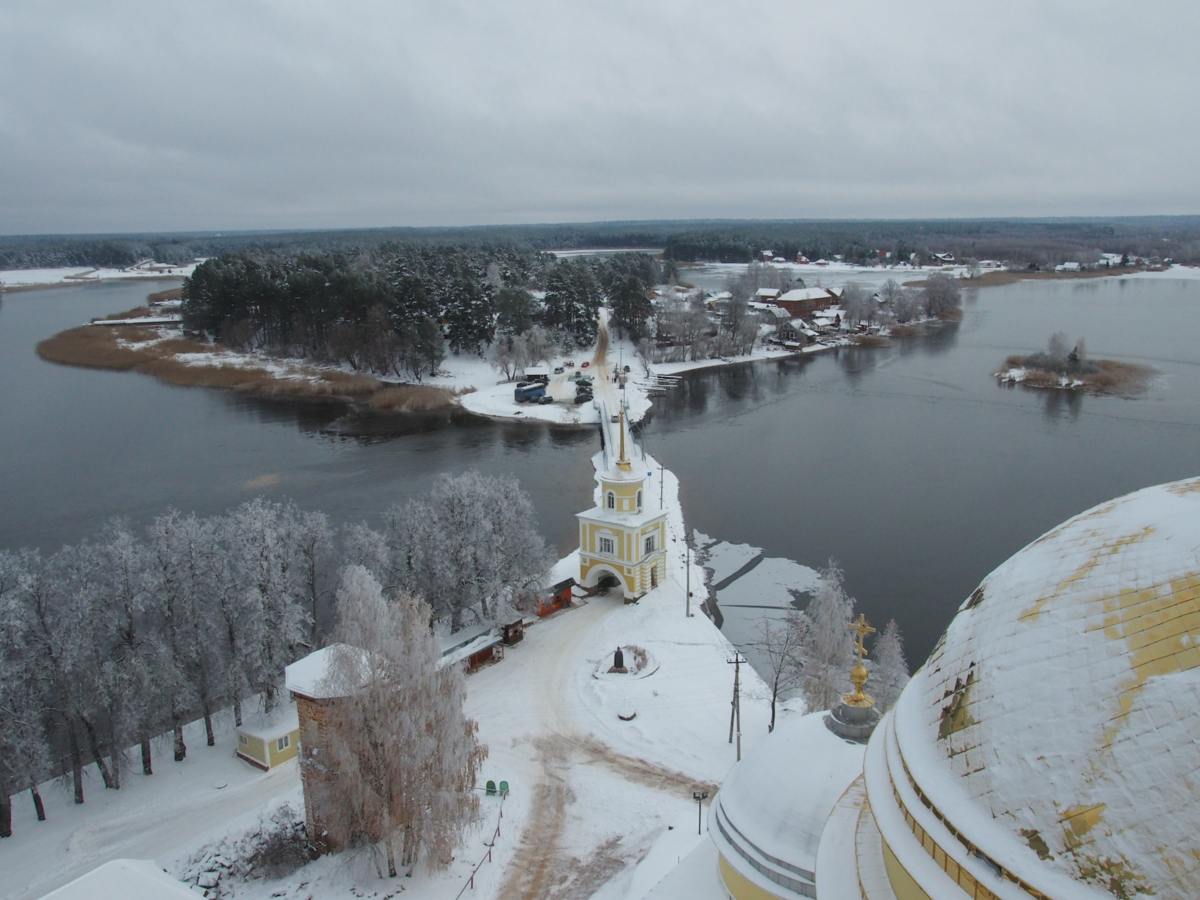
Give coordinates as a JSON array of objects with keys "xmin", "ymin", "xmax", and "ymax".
[
  {"xmin": 181, "ymin": 246, "xmax": 661, "ymax": 378},
  {"xmin": 755, "ymin": 562, "xmax": 910, "ymax": 733},
  {"xmin": 0, "ymin": 472, "xmax": 552, "ymax": 838}
]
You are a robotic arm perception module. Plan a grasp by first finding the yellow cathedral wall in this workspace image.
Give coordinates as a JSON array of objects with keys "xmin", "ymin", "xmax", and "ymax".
[
  {"xmin": 718, "ymin": 853, "xmax": 789, "ymax": 900},
  {"xmin": 881, "ymin": 837, "xmax": 938, "ymax": 900}
]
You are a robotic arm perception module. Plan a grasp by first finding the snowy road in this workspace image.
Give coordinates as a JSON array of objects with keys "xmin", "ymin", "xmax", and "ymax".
[{"xmin": 1, "ymin": 721, "xmax": 303, "ymax": 900}]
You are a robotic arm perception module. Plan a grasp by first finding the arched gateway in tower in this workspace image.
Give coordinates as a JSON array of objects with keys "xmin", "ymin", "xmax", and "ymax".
[{"xmin": 577, "ymin": 408, "xmax": 667, "ymax": 599}]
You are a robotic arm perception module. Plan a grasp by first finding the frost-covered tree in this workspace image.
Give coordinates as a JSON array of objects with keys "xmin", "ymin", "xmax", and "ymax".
[
  {"xmin": 321, "ymin": 568, "xmax": 486, "ymax": 876},
  {"xmin": 799, "ymin": 562, "xmax": 856, "ymax": 713},
  {"xmin": 225, "ymin": 499, "xmax": 312, "ymax": 713},
  {"xmin": 754, "ymin": 609, "xmax": 808, "ymax": 733},
  {"xmin": 385, "ymin": 472, "xmax": 555, "ymax": 631},
  {"xmin": 84, "ymin": 521, "xmax": 163, "ymax": 786},
  {"xmin": 285, "ymin": 507, "xmax": 334, "ymax": 645},
  {"xmin": 922, "ymin": 272, "xmax": 962, "ymax": 318},
  {"xmin": 0, "ymin": 551, "xmax": 51, "ymax": 836},
  {"xmin": 151, "ymin": 511, "xmax": 232, "ymax": 755},
  {"xmin": 841, "ymin": 282, "xmax": 873, "ymax": 325},
  {"xmin": 12, "ymin": 546, "xmax": 96, "ymax": 803},
  {"xmin": 870, "ymin": 620, "xmax": 910, "ymax": 712},
  {"xmin": 340, "ymin": 521, "xmax": 392, "ymax": 588}
]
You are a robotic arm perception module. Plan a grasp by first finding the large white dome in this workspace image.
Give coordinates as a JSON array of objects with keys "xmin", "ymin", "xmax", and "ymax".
[{"xmin": 892, "ymin": 477, "xmax": 1200, "ymax": 899}]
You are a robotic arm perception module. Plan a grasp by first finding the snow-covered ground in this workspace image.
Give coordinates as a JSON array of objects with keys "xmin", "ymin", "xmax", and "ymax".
[
  {"xmin": 2, "ymin": 332, "xmax": 776, "ymax": 900},
  {"xmin": 0, "ymin": 263, "xmax": 197, "ymax": 288}
]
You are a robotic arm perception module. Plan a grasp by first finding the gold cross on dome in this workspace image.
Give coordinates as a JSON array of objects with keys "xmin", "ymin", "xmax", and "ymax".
[{"xmin": 849, "ymin": 614, "xmax": 875, "ymax": 667}]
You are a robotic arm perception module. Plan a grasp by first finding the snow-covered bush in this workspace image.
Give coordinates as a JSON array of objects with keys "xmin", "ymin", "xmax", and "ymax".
[{"xmin": 178, "ymin": 802, "xmax": 311, "ymax": 898}]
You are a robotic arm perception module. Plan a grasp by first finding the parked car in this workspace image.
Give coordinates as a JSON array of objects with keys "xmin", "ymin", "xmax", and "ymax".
[
  {"xmin": 611, "ymin": 413, "xmax": 620, "ymax": 423},
  {"xmin": 564, "ymin": 360, "xmax": 574, "ymax": 368},
  {"xmin": 580, "ymin": 361, "xmax": 589, "ymax": 368},
  {"xmin": 553, "ymin": 366, "xmax": 564, "ymax": 374},
  {"xmin": 537, "ymin": 395, "xmax": 554, "ymax": 405},
  {"xmin": 574, "ymin": 392, "xmax": 593, "ymax": 404}
]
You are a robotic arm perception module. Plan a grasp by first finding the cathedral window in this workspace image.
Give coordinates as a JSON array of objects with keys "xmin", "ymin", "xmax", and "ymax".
[
  {"xmin": 599, "ymin": 536, "xmax": 615, "ymax": 555},
  {"xmin": 637, "ymin": 490, "xmax": 642, "ymax": 509},
  {"xmin": 606, "ymin": 492, "xmax": 615, "ymax": 509},
  {"xmin": 644, "ymin": 535, "xmax": 655, "ymax": 555}
]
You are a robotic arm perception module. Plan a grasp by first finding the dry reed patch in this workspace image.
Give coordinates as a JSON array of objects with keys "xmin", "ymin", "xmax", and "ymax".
[
  {"xmin": 96, "ymin": 306, "xmax": 156, "ymax": 322},
  {"xmin": 365, "ymin": 384, "xmax": 457, "ymax": 411},
  {"xmin": 890, "ymin": 324, "xmax": 920, "ymax": 337},
  {"xmin": 38, "ymin": 318, "xmax": 465, "ymax": 409},
  {"xmin": 850, "ymin": 333, "xmax": 890, "ymax": 347},
  {"xmin": 146, "ymin": 287, "xmax": 183, "ymax": 304},
  {"xmin": 1000, "ymin": 355, "xmax": 1154, "ymax": 397},
  {"xmin": 36, "ymin": 324, "xmax": 168, "ymax": 369}
]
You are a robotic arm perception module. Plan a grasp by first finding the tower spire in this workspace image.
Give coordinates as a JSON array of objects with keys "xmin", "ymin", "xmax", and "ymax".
[{"xmin": 617, "ymin": 410, "xmax": 632, "ymax": 471}]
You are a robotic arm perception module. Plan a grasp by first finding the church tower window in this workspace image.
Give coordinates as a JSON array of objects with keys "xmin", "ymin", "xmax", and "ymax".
[
  {"xmin": 606, "ymin": 491, "xmax": 615, "ymax": 509},
  {"xmin": 637, "ymin": 489, "xmax": 642, "ymax": 509}
]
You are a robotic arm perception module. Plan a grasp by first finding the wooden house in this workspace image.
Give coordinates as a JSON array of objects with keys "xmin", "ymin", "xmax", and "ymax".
[{"xmin": 236, "ymin": 700, "xmax": 300, "ymax": 771}]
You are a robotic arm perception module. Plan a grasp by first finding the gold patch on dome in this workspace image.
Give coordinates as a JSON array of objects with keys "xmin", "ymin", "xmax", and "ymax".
[
  {"xmin": 1164, "ymin": 477, "xmax": 1200, "ymax": 496},
  {"xmin": 1060, "ymin": 803, "xmax": 1106, "ymax": 850},
  {"xmin": 1088, "ymin": 572, "xmax": 1200, "ymax": 748},
  {"xmin": 1019, "ymin": 526, "xmax": 1155, "ymax": 623}
]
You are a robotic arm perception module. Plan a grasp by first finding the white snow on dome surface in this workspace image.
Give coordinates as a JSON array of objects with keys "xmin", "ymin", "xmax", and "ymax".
[
  {"xmin": 897, "ymin": 477, "xmax": 1200, "ymax": 900},
  {"xmin": 712, "ymin": 710, "xmax": 864, "ymax": 883}
]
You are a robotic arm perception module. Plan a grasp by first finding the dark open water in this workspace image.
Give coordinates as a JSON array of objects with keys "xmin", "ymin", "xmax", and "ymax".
[{"xmin": 3, "ymin": 276, "xmax": 1198, "ymax": 665}]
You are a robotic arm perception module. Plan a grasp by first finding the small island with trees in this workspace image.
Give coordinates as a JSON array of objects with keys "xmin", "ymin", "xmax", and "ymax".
[{"xmin": 996, "ymin": 332, "xmax": 1154, "ymax": 397}]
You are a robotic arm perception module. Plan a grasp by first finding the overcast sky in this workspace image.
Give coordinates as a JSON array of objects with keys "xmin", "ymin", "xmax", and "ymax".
[{"xmin": 1, "ymin": 1, "xmax": 1196, "ymax": 235}]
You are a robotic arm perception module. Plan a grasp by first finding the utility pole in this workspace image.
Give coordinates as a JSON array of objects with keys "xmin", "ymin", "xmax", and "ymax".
[
  {"xmin": 728, "ymin": 653, "xmax": 746, "ymax": 761},
  {"xmin": 685, "ymin": 542, "xmax": 691, "ymax": 618},
  {"xmin": 660, "ymin": 458, "xmax": 665, "ymax": 509},
  {"xmin": 693, "ymin": 790, "xmax": 709, "ymax": 835}
]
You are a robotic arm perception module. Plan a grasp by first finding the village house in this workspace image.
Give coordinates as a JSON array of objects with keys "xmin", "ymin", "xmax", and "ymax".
[
  {"xmin": 235, "ymin": 700, "xmax": 300, "ymax": 771},
  {"xmin": 753, "ymin": 287, "xmax": 781, "ymax": 304},
  {"xmin": 774, "ymin": 317, "xmax": 818, "ymax": 346},
  {"xmin": 775, "ymin": 287, "xmax": 840, "ymax": 319}
]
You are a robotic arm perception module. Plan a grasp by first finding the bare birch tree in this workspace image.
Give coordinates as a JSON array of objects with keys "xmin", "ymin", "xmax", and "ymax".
[
  {"xmin": 754, "ymin": 610, "xmax": 808, "ymax": 732},
  {"xmin": 321, "ymin": 567, "xmax": 486, "ymax": 877}
]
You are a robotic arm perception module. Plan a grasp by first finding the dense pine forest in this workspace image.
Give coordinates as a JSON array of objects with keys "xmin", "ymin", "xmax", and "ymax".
[{"xmin": 181, "ymin": 246, "xmax": 661, "ymax": 377}]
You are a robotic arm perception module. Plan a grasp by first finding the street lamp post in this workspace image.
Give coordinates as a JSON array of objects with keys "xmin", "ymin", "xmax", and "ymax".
[{"xmin": 693, "ymin": 791, "xmax": 709, "ymax": 835}]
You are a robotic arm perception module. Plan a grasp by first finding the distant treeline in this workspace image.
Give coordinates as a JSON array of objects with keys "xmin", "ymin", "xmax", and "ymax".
[
  {"xmin": 181, "ymin": 245, "xmax": 660, "ymax": 375},
  {"xmin": 661, "ymin": 218, "xmax": 1200, "ymax": 267},
  {"xmin": 6, "ymin": 217, "xmax": 1199, "ymax": 271}
]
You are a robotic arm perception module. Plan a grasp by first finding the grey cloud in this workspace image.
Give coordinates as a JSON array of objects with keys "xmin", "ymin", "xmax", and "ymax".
[{"xmin": 1, "ymin": 0, "xmax": 1196, "ymax": 233}]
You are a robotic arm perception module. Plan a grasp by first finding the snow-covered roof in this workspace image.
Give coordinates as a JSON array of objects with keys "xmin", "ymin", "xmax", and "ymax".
[
  {"xmin": 237, "ymin": 699, "xmax": 300, "ymax": 741},
  {"xmin": 754, "ymin": 288, "xmax": 781, "ymax": 298},
  {"xmin": 895, "ymin": 477, "xmax": 1200, "ymax": 900},
  {"xmin": 439, "ymin": 627, "xmax": 503, "ymax": 668},
  {"xmin": 711, "ymin": 711, "xmax": 865, "ymax": 893},
  {"xmin": 285, "ymin": 643, "xmax": 365, "ymax": 700},
  {"xmin": 40, "ymin": 859, "xmax": 201, "ymax": 899},
  {"xmin": 779, "ymin": 288, "xmax": 836, "ymax": 303}
]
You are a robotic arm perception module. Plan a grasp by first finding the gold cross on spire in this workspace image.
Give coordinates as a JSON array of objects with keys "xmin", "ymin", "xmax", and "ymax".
[
  {"xmin": 849, "ymin": 614, "xmax": 875, "ymax": 667},
  {"xmin": 843, "ymin": 614, "xmax": 877, "ymax": 708}
]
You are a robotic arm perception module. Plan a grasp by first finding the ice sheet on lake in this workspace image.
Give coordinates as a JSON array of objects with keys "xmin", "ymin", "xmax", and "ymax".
[
  {"xmin": 700, "ymin": 540, "xmax": 761, "ymax": 585},
  {"xmin": 717, "ymin": 556, "xmax": 822, "ymax": 609}
]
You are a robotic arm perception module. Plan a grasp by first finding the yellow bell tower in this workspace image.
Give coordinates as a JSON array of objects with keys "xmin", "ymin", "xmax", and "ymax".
[{"xmin": 577, "ymin": 408, "xmax": 668, "ymax": 598}]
